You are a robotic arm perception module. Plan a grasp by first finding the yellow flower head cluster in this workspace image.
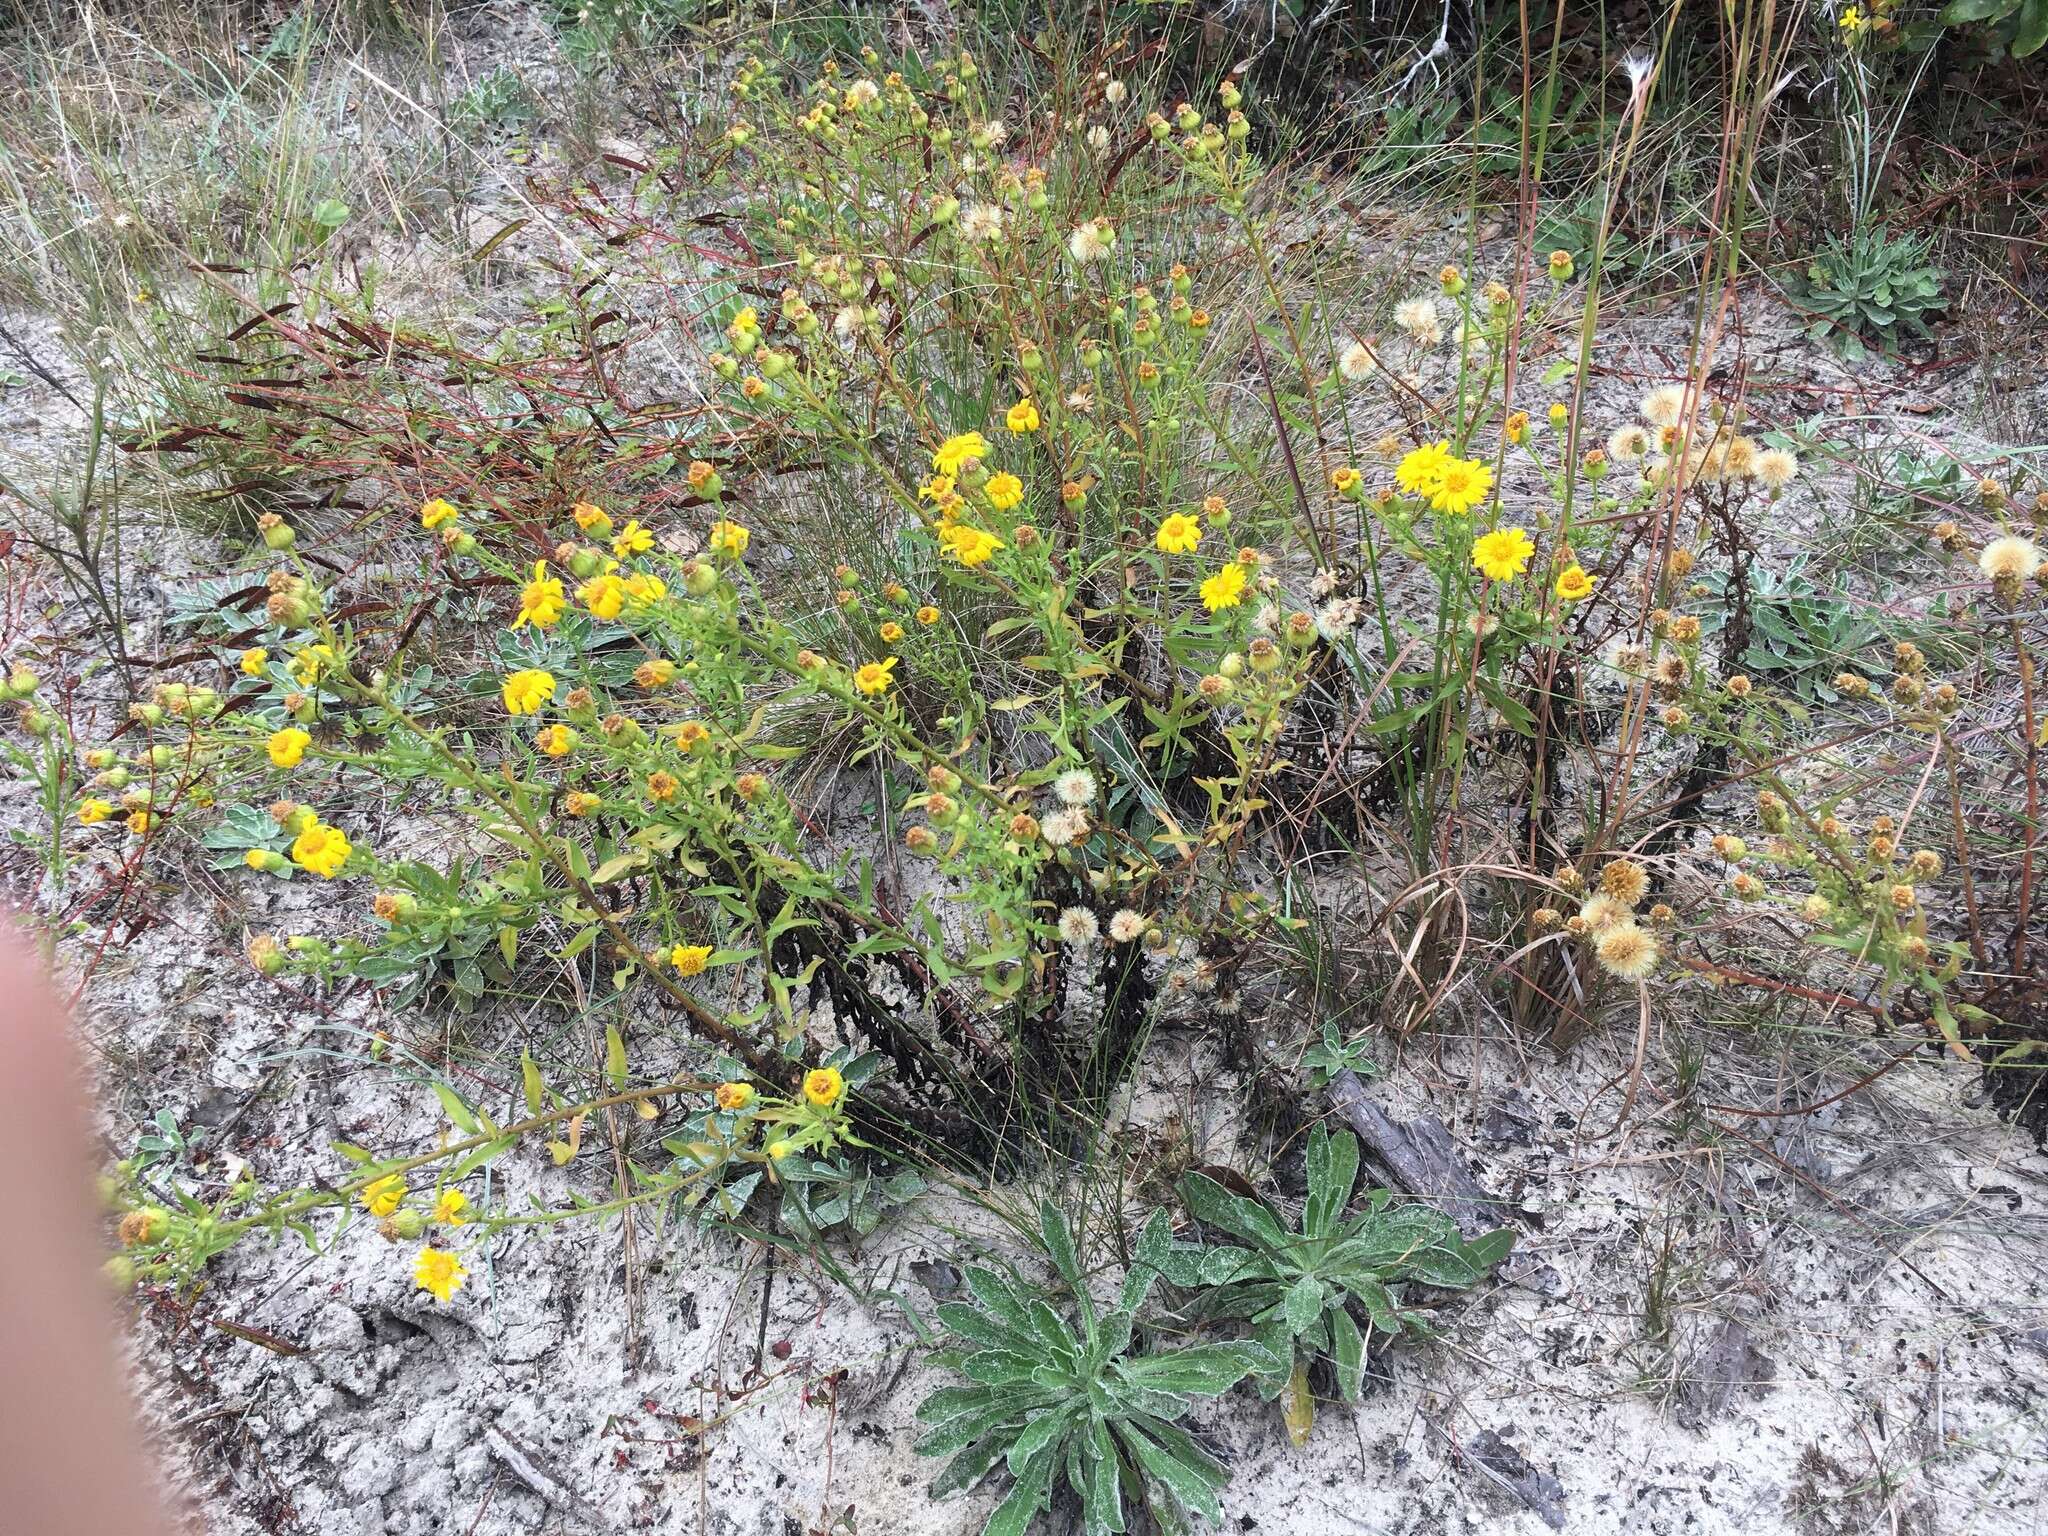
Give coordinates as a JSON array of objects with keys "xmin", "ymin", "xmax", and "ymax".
[
  {"xmin": 420, "ymin": 497, "xmax": 458, "ymax": 530},
  {"xmin": 291, "ymin": 817, "xmax": 352, "ymax": 879},
  {"xmin": 671, "ymin": 943, "xmax": 714, "ymax": 976},
  {"xmin": 983, "ymin": 472, "xmax": 1024, "ymax": 511},
  {"xmin": 1398, "ymin": 441, "xmax": 1494, "ymax": 514},
  {"xmin": 502, "ymin": 668, "xmax": 557, "ymax": 715},
  {"xmin": 267, "ymin": 727, "xmax": 312, "ymax": 768},
  {"xmin": 1200, "ymin": 562, "xmax": 1248, "ymax": 612},
  {"xmin": 512, "ymin": 561, "xmax": 565, "ymax": 630},
  {"xmin": 1155, "ymin": 512, "xmax": 1202, "ymax": 555},
  {"xmin": 941, "ymin": 524, "xmax": 1004, "ymax": 567},
  {"xmin": 414, "ymin": 1246, "xmax": 467, "ymax": 1302},
  {"xmin": 932, "ymin": 432, "xmax": 989, "ymax": 476},
  {"xmin": 1005, "ymin": 399, "xmax": 1040, "ymax": 434},
  {"xmin": 613, "ymin": 519, "xmax": 656, "ymax": 558},
  {"xmin": 707, "ymin": 519, "xmax": 750, "ymax": 558},
  {"xmin": 1471, "ymin": 527, "xmax": 1536, "ymax": 583},
  {"xmin": 854, "ymin": 656, "xmax": 900, "ymax": 695},
  {"xmin": 803, "ymin": 1067, "xmax": 845, "ymax": 1108},
  {"xmin": 1555, "ymin": 564, "xmax": 1595, "ymax": 602}
]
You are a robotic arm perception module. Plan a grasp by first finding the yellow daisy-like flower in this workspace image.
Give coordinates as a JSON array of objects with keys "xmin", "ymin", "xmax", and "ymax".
[
  {"xmin": 714, "ymin": 1081, "xmax": 756, "ymax": 1112},
  {"xmin": 1429, "ymin": 458, "xmax": 1494, "ymax": 516},
  {"xmin": 707, "ymin": 519, "xmax": 750, "ymax": 558},
  {"xmin": 578, "ymin": 571, "xmax": 627, "ymax": 620},
  {"xmin": 932, "ymin": 431, "xmax": 990, "ymax": 476},
  {"xmin": 240, "ymin": 647, "xmax": 269, "ymax": 677},
  {"xmin": 1005, "ymin": 399, "xmax": 1040, "ymax": 433},
  {"xmin": 1555, "ymin": 564, "xmax": 1595, "ymax": 602},
  {"xmin": 501, "ymin": 668, "xmax": 557, "ymax": 715},
  {"xmin": 983, "ymin": 472, "xmax": 1024, "ymax": 511},
  {"xmin": 1155, "ymin": 512, "xmax": 1203, "ymax": 555},
  {"xmin": 420, "ymin": 497, "xmax": 458, "ymax": 530},
  {"xmin": 76, "ymin": 797, "xmax": 114, "ymax": 826},
  {"xmin": 671, "ymin": 943, "xmax": 714, "ymax": 976},
  {"xmin": 535, "ymin": 724, "xmax": 577, "ymax": 758},
  {"xmin": 512, "ymin": 560, "xmax": 565, "ymax": 630},
  {"xmin": 290, "ymin": 818, "xmax": 352, "ymax": 879},
  {"xmin": 361, "ymin": 1174, "xmax": 406, "ymax": 1217},
  {"xmin": 854, "ymin": 656, "xmax": 899, "ymax": 695},
  {"xmin": 915, "ymin": 605, "xmax": 941, "ymax": 626},
  {"xmin": 290, "ymin": 644, "xmax": 337, "ymax": 687},
  {"xmin": 1395, "ymin": 441, "xmax": 1453, "ymax": 495},
  {"xmin": 879, "ymin": 621, "xmax": 905, "ymax": 643},
  {"xmin": 1200, "ymin": 563, "xmax": 1248, "ymax": 612},
  {"xmin": 1471, "ymin": 527, "xmax": 1536, "ymax": 582},
  {"xmin": 431, "ymin": 1190, "xmax": 468, "ymax": 1226},
  {"xmin": 919, "ymin": 472, "xmax": 956, "ymax": 504},
  {"xmin": 941, "ymin": 525, "xmax": 1005, "ymax": 567},
  {"xmin": 1331, "ymin": 466, "xmax": 1361, "ymax": 496},
  {"xmin": 572, "ymin": 500, "xmax": 613, "ymax": 536},
  {"xmin": 267, "ymin": 727, "xmax": 312, "ymax": 768},
  {"xmin": 612, "ymin": 519, "xmax": 656, "ymax": 557},
  {"xmin": 413, "ymin": 1246, "xmax": 467, "ymax": 1303},
  {"xmin": 802, "ymin": 1067, "xmax": 845, "ymax": 1109},
  {"xmin": 647, "ymin": 770, "xmax": 679, "ymax": 802}
]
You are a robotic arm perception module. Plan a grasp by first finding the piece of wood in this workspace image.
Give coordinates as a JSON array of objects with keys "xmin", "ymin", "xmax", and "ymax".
[
  {"xmin": 1326, "ymin": 1071, "xmax": 1513, "ymax": 1237},
  {"xmin": 483, "ymin": 1424, "xmax": 607, "ymax": 1531}
]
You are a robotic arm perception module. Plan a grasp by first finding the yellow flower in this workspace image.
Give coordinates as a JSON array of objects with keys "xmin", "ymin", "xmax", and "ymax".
[
  {"xmin": 647, "ymin": 770, "xmax": 679, "ymax": 802},
  {"xmin": 671, "ymin": 943, "xmax": 713, "ymax": 976},
  {"xmin": 941, "ymin": 525, "xmax": 1005, "ymax": 567},
  {"xmin": 535, "ymin": 724, "xmax": 577, "ymax": 757},
  {"xmin": 984, "ymin": 472, "xmax": 1024, "ymax": 511},
  {"xmin": 126, "ymin": 809, "xmax": 154, "ymax": 836},
  {"xmin": 879, "ymin": 621, "xmax": 904, "ymax": 643},
  {"xmin": 240, "ymin": 647, "xmax": 269, "ymax": 677},
  {"xmin": 76, "ymin": 798, "xmax": 114, "ymax": 826},
  {"xmin": 915, "ymin": 605, "xmax": 940, "ymax": 626},
  {"xmin": 803, "ymin": 1067, "xmax": 845, "ymax": 1109},
  {"xmin": 715, "ymin": 1081, "xmax": 757, "ymax": 1111},
  {"xmin": 244, "ymin": 848, "xmax": 269, "ymax": 871},
  {"xmin": 502, "ymin": 669, "xmax": 557, "ymax": 715},
  {"xmin": 420, "ymin": 497, "xmax": 459, "ymax": 530},
  {"xmin": 622, "ymin": 572, "xmax": 667, "ymax": 607},
  {"xmin": 290, "ymin": 819, "xmax": 352, "ymax": 879},
  {"xmin": 512, "ymin": 560, "xmax": 565, "ymax": 629},
  {"xmin": 707, "ymin": 519, "xmax": 750, "ymax": 557},
  {"xmin": 1199, "ymin": 563, "xmax": 1248, "ymax": 612},
  {"xmin": 361, "ymin": 1174, "xmax": 406, "ymax": 1217},
  {"xmin": 413, "ymin": 1246, "xmax": 467, "ymax": 1303},
  {"xmin": 290, "ymin": 644, "xmax": 336, "ymax": 687},
  {"xmin": 854, "ymin": 656, "xmax": 899, "ymax": 695},
  {"xmin": 431, "ymin": 1190, "xmax": 468, "ymax": 1225},
  {"xmin": 1395, "ymin": 441, "xmax": 1452, "ymax": 495},
  {"xmin": 1838, "ymin": 5, "xmax": 1862, "ymax": 33},
  {"xmin": 267, "ymin": 727, "xmax": 312, "ymax": 768},
  {"xmin": 1005, "ymin": 399, "xmax": 1041, "ymax": 433},
  {"xmin": 613, "ymin": 519, "xmax": 656, "ymax": 557},
  {"xmin": 1429, "ymin": 457, "xmax": 1494, "ymax": 515},
  {"xmin": 578, "ymin": 571, "xmax": 627, "ymax": 620},
  {"xmin": 1155, "ymin": 512, "xmax": 1203, "ymax": 555},
  {"xmin": 1331, "ymin": 466, "xmax": 1361, "ymax": 496},
  {"xmin": 572, "ymin": 500, "xmax": 613, "ymax": 535},
  {"xmin": 932, "ymin": 431, "xmax": 990, "ymax": 476},
  {"xmin": 919, "ymin": 472, "xmax": 957, "ymax": 505},
  {"xmin": 1504, "ymin": 411, "xmax": 1530, "ymax": 446},
  {"xmin": 1555, "ymin": 564, "xmax": 1595, "ymax": 602},
  {"xmin": 563, "ymin": 791, "xmax": 600, "ymax": 816},
  {"xmin": 1472, "ymin": 527, "xmax": 1536, "ymax": 582}
]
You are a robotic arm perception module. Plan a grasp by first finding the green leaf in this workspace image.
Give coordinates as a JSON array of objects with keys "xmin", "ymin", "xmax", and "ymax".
[
  {"xmin": 1179, "ymin": 1172, "xmax": 1292, "ymax": 1253},
  {"xmin": 432, "ymin": 1083, "xmax": 480, "ymax": 1134},
  {"xmin": 937, "ymin": 1302, "xmax": 1033, "ymax": 1353},
  {"xmin": 1084, "ymin": 1420, "xmax": 1125, "ymax": 1536},
  {"xmin": 1328, "ymin": 1307, "xmax": 1367, "ymax": 1401},
  {"xmin": 2016, "ymin": 0, "xmax": 2048, "ymax": 53},
  {"xmin": 1118, "ymin": 1418, "xmax": 1228, "ymax": 1524},
  {"xmin": 1282, "ymin": 1274, "xmax": 1326, "ymax": 1337},
  {"xmin": 520, "ymin": 1049, "xmax": 544, "ymax": 1116},
  {"xmin": 604, "ymin": 1024, "xmax": 628, "ymax": 1091},
  {"xmin": 1304, "ymin": 1124, "xmax": 1359, "ymax": 1238},
  {"xmin": 1117, "ymin": 1343, "xmax": 1262, "ymax": 1397},
  {"xmin": 931, "ymin": 1435, "xmax": 1008, "ymax": 1498},
  {"xmin": 982, "ymin": 1449, "xmax": 1055, "ymax": 1536}
]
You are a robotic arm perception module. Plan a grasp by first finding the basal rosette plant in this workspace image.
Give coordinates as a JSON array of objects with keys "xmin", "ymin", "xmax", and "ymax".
[
  {"xmin": 1155, "ymin": 1123, "xmax": 1513, "ymax": 1445},
  {"xmin": 916, "ymin": 1200, "xmax": 1275, "ymax": 1536}
]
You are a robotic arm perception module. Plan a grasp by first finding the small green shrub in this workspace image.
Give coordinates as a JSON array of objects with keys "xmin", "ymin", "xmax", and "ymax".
[
  {"xmin": 1794, "ymin": 226, "xmax": 1943, "ymax": 359},
  {"xmin": 916, "ymin": 1201, "xmax": 1273, "ymax": 1536},
  {"xmin": 1159, "ymin": 1124, "xmax": 1512, "ymax": 1443}
]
